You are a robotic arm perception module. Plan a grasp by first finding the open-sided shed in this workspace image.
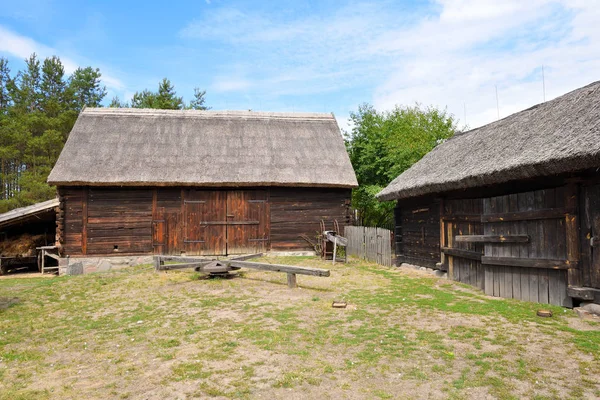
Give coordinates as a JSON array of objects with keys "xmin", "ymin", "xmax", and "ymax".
[
  {"xmin": 378, "ymin": 81, "xmax": 600, "ymax": 306},
  {"xmin": 48, "ymin": 109, "xmax": 357, "ymax": 257}
]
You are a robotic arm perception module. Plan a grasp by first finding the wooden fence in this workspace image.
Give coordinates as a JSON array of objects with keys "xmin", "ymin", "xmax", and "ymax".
[{"xmin": 345, "ymin": 226, "xmax": 393, "ymax": 267}]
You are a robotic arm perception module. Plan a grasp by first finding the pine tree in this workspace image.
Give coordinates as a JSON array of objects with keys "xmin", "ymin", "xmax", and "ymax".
[
  {"xmin": 40, "ymin": 56, "xmax": 67, "ymax": 117},
  {"xmin": 69, "ymin": 67, "xmax": 107, "ymax": 111},
  {"xmin": 187, "ymin": 88, "xmax": 210, "ymax": 110}
]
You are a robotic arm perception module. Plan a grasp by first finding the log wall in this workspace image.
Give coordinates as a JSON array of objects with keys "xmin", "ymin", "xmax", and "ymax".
[
  {"xmin": 269, "ymin": 188, "xmax": 352, "ymax": 251},
  {"xmin": 57, "ymin": 186, "xmax": 352, "ymax": 256},
  {"xmin": 394, "ymin": 180, "xmax": 600, "ymax": 306},
  {"xmin": 395, "ymin": 199, "xmax": 441, "ymax": 268}
]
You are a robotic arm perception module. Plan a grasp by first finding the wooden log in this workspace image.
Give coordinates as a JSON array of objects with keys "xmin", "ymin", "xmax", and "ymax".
[
  {"xmin": 481, "ymin": 256, "xmax": 573, "ymax": 269},
  {"xmin": 455, "ymin": 235, "xmax": 529, "ymax": 243},
  {"xmin": 228, "ymin": 260, "xmax": 330, "ymax": 277},
  {"xmin": 441, "ymin": 247, "xmax": 482, "ymax": 261}
]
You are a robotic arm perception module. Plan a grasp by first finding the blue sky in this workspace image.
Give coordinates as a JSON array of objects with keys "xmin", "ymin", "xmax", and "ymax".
[{"xmin": 1, "ymin": 0, "xmax": 599, "ymax": 130}]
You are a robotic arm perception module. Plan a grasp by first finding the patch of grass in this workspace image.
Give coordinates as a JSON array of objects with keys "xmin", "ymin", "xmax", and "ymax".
[
  {"xmin": 171, "ymin": 362, "xmax": 212, "ymax": 381},
  {"xmin": 0, "ymin": 256, "xmax": 597, "ymax": 399}
]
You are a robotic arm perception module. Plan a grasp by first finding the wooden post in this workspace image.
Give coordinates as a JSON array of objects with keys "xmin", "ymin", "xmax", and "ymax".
[
  {"xmin": 332, "ymin": 237, "xmax": 337, "ymax": 265},
  {"xmin": 82, "ymin": 187, "xmax": 88, "ymax": 255},
  {"xmin": 447, "ymin": 221, "xmax": 454, "ymax": 279},
  {"xmin": 41, "ymin": 249, "xmax": 45, "ymax": 273},
  {"xmin": 287, "ymin": 273, "xmax": 297, "ymax": 288},
  {"xmin": 439, "ymin": 198, "xmax": 446, "ymax": 268},
  {"xmin": 565, "ymin": 183, "xmax": 582, "ymax": 287}
]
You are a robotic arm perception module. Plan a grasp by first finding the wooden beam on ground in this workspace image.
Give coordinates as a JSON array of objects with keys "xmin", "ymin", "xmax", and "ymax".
[
  {"xmin": 228, "ymin": 253, "xmax": 263, "ymax": 261},
  {"xmin": 455, "ymin": 235, "xmax": 529, "ymax": 243},
  {"xmin": 227, "ymin": 260, "xmax": 330, "ymax": 277},
  {"xmin": 158, "ymin": 261, "xmax": 216, "ymax": 271}
]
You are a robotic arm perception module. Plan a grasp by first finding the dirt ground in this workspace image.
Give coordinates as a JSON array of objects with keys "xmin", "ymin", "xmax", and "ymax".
[{"xmin": 0, "ymin": 256, "xmax": 598, "ymax": 399}]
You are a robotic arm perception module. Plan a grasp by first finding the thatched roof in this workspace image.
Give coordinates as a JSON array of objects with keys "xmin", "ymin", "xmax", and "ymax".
[
  {"xmin": 0, "ymin": 198, "xmax": 59, "ymax": 229},
  {"xmin": 48, "ymin": 109, "xmax": 357, "ymax": 188},
  {"xmin": 377, "ymin": 81, "xmax": 600, "ymax": 201}
]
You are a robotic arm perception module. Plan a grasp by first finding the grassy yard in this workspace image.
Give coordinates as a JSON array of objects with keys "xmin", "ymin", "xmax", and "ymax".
[{"xmin": 0, "ymin": 256, "xmax": 599, "ymax": 400}]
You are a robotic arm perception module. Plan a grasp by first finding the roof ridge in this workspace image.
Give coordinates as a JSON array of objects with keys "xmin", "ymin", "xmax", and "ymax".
[{"xmin": 82, "ymin": 108, "xmax": 335, "ymax": 120}]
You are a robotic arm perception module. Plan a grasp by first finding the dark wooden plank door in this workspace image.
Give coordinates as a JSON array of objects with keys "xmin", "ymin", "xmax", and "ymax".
[
  {"xmin": 584, "ymin": 184, "xmax": 600, "ymax": 288},
  {"xmin": 183, "ymin": 190, "xmax": 226, "ymax": 256},
  {"xmin": 152, "ymin": 205, "xmax": 165, "ymax": 254},
  {"xmin": 226, "ymin": 190, "xmax": 269, "ymax": 254}
]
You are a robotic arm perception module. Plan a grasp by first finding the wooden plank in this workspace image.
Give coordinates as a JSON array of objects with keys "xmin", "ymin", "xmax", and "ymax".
[
  {"xmin": 441, "ymin": 214, "xmax": 481, "ymax": 222},
  {"xmin": 482, "ymin": 256, "xmax": 572, "ymax": 269},
  {"xmin": 82, "ymin": 187, "xmax": 88, "ymax": 255},
  {"xmin": 229, "ymin": 260, "xmax": 330, "ymax": 277},
  {"xmin": 441, "ymin": 247, "xmax": 482, "ymax": 261},
  {"xmin": 548, "ymin": 269, "xmax": 561, "ymax": 305},
  {"xmin": 228, "ymin": 253, "xmax": 263, "ymax": 261},
  {"xmin": 557, "ymin": 270, "xmax": 573, "ymax": 307},
  {"xmin": 325, "ymin": 232, "xmax": 348, "ymax": 247},
  {"xmin": 447, "ymin": 222, "xmax": 454, "ymax": 279},
  {"xmin": 565, "ymin": 183, "xmax": 582, "ymax": 287},
  {"xmin": 538, "ymin": 269, "xmax": 550, "ymax": 304},
  {"xmin": 455, "ymin": 235, "xmax": 529, "ymax": 243},
  {"xmin": 480, "ymin": 207, "xmax": 575, "ymax": 223},
  {"xmin": 439, "ymin": 198, "xmax": 446, "ymax": 267}
]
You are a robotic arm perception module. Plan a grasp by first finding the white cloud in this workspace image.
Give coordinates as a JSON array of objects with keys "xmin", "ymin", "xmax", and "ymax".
[
  {"xmin": 211, "ymin": 76, "xmax": 253, "ymax": 93},
  {"xmin": 180, "ymin": 1, "xmax": 600, "ymax": 128},
  {"xmin": 371, "ymin": 0, "xmax": 600, "ymax": 128},
  {"xmin": 0, "ymin": 25, "xmax": 124, "ymax": 91}
]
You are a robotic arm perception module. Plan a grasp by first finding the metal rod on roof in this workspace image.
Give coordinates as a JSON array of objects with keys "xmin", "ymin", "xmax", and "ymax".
[{"xmin": 542, "ymin": 65, "xmax": 546, "ymax": 102}]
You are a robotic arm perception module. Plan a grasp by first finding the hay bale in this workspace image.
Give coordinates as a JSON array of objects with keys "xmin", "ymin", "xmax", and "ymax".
[{"xmin": 0, "ymin": 233, "xmax": 51, "ymax": 257}]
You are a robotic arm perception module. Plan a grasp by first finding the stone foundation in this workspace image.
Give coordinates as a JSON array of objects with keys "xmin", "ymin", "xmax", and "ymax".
[{"xmin": 58, "ymin": 255, "xmax": 154, "ymax": 276}]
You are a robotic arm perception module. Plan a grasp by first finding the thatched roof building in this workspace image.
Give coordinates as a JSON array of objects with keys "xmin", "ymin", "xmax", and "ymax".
[
  {"xmin": 49, "ymin": 109, "xmax": 356, "ymax": 258},
  {"xmin": 48, "ymin": 108, "xmax": 357, "ymax": 188},
  {"xmin": 378, "ymin": 81, "xmax": 600, "ymax": 307},
  {"xmin": 377, "ymin": 81, "xmax": 600, "ymax": 201}
]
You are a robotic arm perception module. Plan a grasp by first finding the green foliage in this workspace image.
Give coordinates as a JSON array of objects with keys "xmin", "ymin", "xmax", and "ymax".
[
  {"xmin": 0, "ymin": 54, "xmax": 105, "ymax": 212},
  {"xmin": 346, "ymin": 103, "xmax": 457, "ymax": 226},
  {"xmin": 187, "ymin": 88, "xmax": 210, "ymax": 110},
  {"xmin": 68, "ymin": 67, "xmax": 107, "ymax": 111},
  {"xmin": 0, "ymin": 56, "xmax": 211, "ymax": 212}
]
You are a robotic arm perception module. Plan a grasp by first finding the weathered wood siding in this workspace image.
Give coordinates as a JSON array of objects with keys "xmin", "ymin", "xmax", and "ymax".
[
  {"xmin": 345, "ymin": 226, "xmax": 393, "ymax": 267},
  {"xmin": 440, "ymin": 186, "xmax": 575, "ymax": 306},
  {"xmin": 442, "ymin": 198, "xmax": 484, "ymax": 289},
  {"xmin": 395, "ymin": 199, "xmax": 440, "ymax": 268},
  {"xmin": 579, "ymin": 182, "xmax": 600, "ymax": 289},
  {"xmin": 269, "ymin": 188, "xmax": 352, "ymax": 251},
  {"xmin": 58, "ymin": 186, "xmax": 351, "ymax": 256}
]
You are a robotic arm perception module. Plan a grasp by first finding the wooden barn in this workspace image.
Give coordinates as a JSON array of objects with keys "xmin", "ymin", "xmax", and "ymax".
[
  {"xmin": 377, "ymin": 81, "xmax": 600, "ymax": 306},
  {"xmin": 47, "ymin": 109, "xmax": 357, "ymax": 257}
]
